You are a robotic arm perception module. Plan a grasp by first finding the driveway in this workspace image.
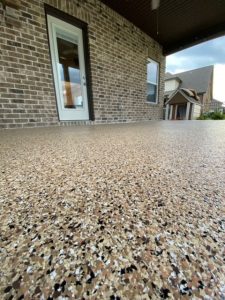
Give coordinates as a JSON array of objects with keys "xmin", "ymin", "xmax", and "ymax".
[{"xmin": 0, "ymin": 121, "xmax": 225, "ymax": 299}]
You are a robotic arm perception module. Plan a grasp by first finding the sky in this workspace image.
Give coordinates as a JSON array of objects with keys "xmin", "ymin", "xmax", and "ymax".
[{"xmin": 166, "ymin": 36, "xmax": 225, "ymax": 104}]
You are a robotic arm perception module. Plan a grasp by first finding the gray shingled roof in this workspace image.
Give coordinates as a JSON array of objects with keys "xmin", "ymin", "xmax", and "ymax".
[
  {"xmin": 165, "ymin": 89, "xmax": 201, "ymax": 106},
  {"xmin": 165, "ymin": 65, "xmax": 213, "ymax": 94}
]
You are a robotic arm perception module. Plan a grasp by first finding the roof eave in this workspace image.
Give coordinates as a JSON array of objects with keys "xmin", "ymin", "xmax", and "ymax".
[
  {"xmin": 165, "ymin": 89, "xmax": 201, "ymax": 105},
  {"xmin": 163, "ymin": 21, "xmax": 225, "ymax": 55}
]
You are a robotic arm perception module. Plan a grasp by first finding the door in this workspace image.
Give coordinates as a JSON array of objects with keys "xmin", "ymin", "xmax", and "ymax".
[
  {"xmin": 47, "ymin": 15, "xmax": 89, "ymax": 121},
  {"xmin": 177, "ymin": 105, "xmax": 186, "ymax": 120}
]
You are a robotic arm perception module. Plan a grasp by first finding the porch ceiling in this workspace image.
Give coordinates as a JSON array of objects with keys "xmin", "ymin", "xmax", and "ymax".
[{"xmin": 101, "ymin": 0, "xmax": 225, "ymax": 55}]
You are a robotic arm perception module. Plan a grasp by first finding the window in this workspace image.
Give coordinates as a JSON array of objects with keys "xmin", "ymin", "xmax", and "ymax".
[{"xmin": 147, "ymin": 59, "xmax": 159, "ymax": 103}]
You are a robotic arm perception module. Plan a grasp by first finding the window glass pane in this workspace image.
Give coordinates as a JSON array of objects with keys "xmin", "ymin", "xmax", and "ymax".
[
  {"xmin": 57, "ymin": 36, "xmax": 83, "ymax": 109},
  {"xmin": 147, "ymin": 83, "xmax": 157, "ymax": 103},
  {"xmin": 147, "ymin": 61, "xmax": 158, "ymax": 84}
]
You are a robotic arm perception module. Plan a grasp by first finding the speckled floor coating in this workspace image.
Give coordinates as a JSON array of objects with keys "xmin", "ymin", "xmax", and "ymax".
[{"xmin": 0, "ymin": 121, "xmax": 225, "ymax": 300}]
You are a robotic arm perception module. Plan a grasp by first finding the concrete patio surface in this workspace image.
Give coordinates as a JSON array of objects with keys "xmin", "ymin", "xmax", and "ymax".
[{"xmin": 0, "ymin": 121, "xmax": 225, "ymax": 300}]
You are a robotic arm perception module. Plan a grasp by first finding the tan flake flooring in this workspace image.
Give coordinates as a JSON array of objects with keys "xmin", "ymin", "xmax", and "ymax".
[{"xmin": 0, "ymin": 121, "xmax": 225, "ymax": 300}]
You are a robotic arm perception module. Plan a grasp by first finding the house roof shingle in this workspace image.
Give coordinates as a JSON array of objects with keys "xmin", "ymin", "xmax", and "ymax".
[
  {"xmin": 165, "ymin": 89, "xmax": 201, "ymax": 106},
  {"xmin": 165, "ymin": 65, "xmax": 214, "ymax": 94}
]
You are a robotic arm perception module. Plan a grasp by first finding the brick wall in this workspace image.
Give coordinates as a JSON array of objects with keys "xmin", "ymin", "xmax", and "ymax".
[{"xmin": 0, "ymin": 0, "xmax": 165, "ymax": 129}]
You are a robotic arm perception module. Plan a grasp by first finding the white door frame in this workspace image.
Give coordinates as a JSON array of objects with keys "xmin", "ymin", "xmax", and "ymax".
[{"xmin": 47, "ymin": 15, "xmax": 89, "ymax": 121}]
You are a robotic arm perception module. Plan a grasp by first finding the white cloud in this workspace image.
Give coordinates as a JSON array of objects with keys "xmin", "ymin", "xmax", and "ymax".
[
  {"xmin": 166, "ymin": 56, "xmax": 187, "ymax": 74},
  {"xmin": 166, "ymin": 35, "xmax": 225, "ymax": 74},
  {"xmin": 213, "ymin": 64, "xmax": 225, "ymax": 104}
]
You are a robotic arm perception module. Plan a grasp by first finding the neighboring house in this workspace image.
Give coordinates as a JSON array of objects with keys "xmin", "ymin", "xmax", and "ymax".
[
  {"xmin": 165, "ymin": 88, "xmax": 201, "ymax": 120},
  {"xmin": 209, "ymin": 99, "xmax": 224, "ymax": 113},
  {"xmin": 0, "ymin": 1, "xmax": 225, "ymax": 128},
  {"xmin": 164, "ymin": 66, "xmax": 214, "ymax": 114}
]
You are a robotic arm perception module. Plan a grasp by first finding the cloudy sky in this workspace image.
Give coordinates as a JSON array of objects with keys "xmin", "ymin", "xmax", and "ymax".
[
  {"xmin": 166, "ymin": 36, "xmax": 225, "ymax": 74},
  {"xmin": 166, "ymin": 35, "xmax": 225, "ymax": 103}
]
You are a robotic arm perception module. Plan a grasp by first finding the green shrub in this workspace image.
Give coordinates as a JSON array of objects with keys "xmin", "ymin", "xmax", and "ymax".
[
  {"xmin": 210, "ymin": 112, "xmax": 225, "ymax": 120},
  {"xmin": 197, "ymin": 114, "xmax": 209, "ymax": 120},
  {"xmin": 197, "ymin": 112, "xmax": 225, "ymax": 120}
]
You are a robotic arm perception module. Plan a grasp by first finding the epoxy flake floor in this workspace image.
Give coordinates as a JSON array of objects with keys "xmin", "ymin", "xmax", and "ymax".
[{"xmin": 0, "ymin": 121, "xmax": 225, "ymax": 300}]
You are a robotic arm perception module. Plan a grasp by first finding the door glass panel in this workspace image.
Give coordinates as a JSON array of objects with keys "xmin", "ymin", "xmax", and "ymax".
[{"xmin": 56, "ymin": 36, "xmax": 83, "ymax": 109}]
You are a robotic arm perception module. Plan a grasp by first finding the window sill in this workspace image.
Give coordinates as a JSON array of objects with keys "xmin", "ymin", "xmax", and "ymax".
[{"xmin": 146, "ymin": 101, "xmax": 159, "ymax": 105}]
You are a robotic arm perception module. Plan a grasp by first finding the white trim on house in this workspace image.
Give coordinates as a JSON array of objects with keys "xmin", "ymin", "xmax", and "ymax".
[
  {"xmin": 47, "ymin": 15, "xmax": 89, "ymax": 121},
  {"xmin": 147, "ymin": 58, "xmax": 159, "ymax": 104},
  {"xmin": 165, "ymin": 89, "xmax": 201, "ymax": 106},
  {"xmin": 165, "ymin": 89, "xmax": 202, "ymax": 120},
  {"xmin": 185, "ymin": 102, "xmax": 191, "ymax": 120}
]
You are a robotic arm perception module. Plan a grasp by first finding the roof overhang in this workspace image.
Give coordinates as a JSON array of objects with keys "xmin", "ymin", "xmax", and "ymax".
[
  {"xmin": 101, "ymin": 0, "xmax": 225, "ymax": 55},
  {"xmin": 165, "ymin": 76, "xmax": 181, "ymax": 82},
  {"xmin": 165, "ymin": 89, "xmax": 201, "ymax": 105}
]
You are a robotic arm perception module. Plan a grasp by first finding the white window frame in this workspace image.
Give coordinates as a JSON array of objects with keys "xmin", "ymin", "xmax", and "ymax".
[{"xmin": 147, "ymin": 58, "xmax": 159, "ymax": 104}]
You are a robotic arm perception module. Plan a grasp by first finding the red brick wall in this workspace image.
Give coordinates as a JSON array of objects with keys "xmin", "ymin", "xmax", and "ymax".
[{"xmin": 0, "ymin": 0, "xmax": 165, "ymax": 128}]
